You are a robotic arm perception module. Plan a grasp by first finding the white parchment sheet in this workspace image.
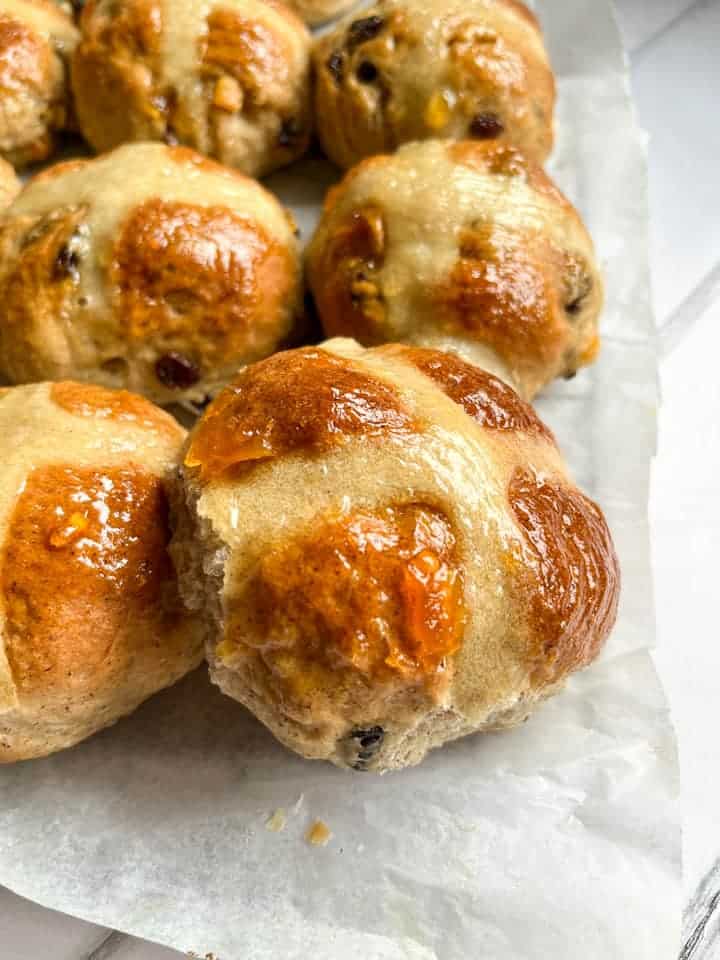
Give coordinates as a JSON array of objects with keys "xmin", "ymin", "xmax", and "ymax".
[{"xmin": 0, "ymin": 1, "xmax": 681, "ymax": 957}]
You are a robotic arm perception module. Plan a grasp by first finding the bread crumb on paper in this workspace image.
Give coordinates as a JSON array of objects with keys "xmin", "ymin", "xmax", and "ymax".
[
  {"xmin": 265, "ymin": 808, "xmax": 287, "ymax": 832},
  {"xmin": 306, "ymin": 819, "xmax": 332, "ymax": 846}
]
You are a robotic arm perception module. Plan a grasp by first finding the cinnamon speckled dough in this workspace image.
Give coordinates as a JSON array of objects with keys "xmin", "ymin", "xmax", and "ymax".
[
  {"xmin": 71, "ymin": 0, "xmax": 312, "ymax": 178},
  {"xmin": 0, "ymin": 381, "xmax": 205, "ymax": 763},
  {"xmin": 286, "ymin": 0, "xmax": 356, "ymax": 26},
  {"xmin": 171, "ymin": 338, "xmax": 620, "ymax": 773},
  {"xmin": 306, "ymin": 140, "xmax": 603, "ymax": 400},
  {"xmin": 0, "ymin": 142, "xmax": 302, "ymax": 406},
  {"xmin": 313, "ymin": 0, "xmax": 555, "ymax": 169},
  {"xmin": 0, "ymin": 0, "xmax": 78, "ymax": 167}
]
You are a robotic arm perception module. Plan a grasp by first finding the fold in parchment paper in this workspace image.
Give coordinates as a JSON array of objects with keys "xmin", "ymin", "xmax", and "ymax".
[{"xmin": 0, "ymin": 1, "xmax": 681, "ymax": 956}]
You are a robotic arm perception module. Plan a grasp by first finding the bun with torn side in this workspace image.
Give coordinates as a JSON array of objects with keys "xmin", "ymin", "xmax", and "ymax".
[{"xmin": 171, "ymin": 338, "xmax": 619, "ymax": 772}]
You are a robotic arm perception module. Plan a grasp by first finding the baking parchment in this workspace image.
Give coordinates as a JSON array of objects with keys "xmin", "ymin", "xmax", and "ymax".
[{"xmin": 0, "ymin": 0, "xmax": 681, "ymax": 956}]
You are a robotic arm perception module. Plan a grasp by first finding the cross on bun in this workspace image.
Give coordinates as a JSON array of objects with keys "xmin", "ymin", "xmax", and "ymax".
[
  {"xmin": 306, "ymin": 139, "xmax": 603, "ymax": 400},
  {"xmin": 71, "ymin": 0, "xmax": 312, "ymax": 177},
  {"xmin": 171, "ymin": 338, "xmax": 619, "ymax": 772},
  {"xmin": 313, "ymin": 0, "xmax": 554, "ymax": 170},
  {"xmin": 0, "ymin": 381, "xmax": 204, "ymax": 763},
  {"xmin": 286, "ymin": 0, "xmax": 357, "ymax": 26},
  {"xmin": 0, "ymin": 143, "xmax": 302, "ymax": 406}
]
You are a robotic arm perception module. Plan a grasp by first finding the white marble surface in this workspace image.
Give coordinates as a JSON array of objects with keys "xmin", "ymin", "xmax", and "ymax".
[{"xmin": 2, "ymin": 1, "xmax": 719, "ymax": 956}]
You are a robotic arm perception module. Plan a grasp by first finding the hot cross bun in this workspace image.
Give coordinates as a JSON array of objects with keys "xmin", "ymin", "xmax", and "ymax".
[
  {"xmin": 0, "ymin": 381, "xmax": 204, "ymax": 762},
  {"xmin": 71, "ymin": 0, "xmax": 312, "ymax": 177},
  {"xmin": 0, "ymin": 143, "xmax": 302, "ymax": 406},
  {"xmin": 306, "ymin": 140, "xmax": 603, "ymax": 400},
  {"xmin": 313, "ymin": 0, "xmax": 554, "ymax": 169},
  {"xmin": 171, "ymin": 338, "xmax": 619, "ymax": 772},
  {"xmin": 0, "ymin": 0, "xmax": 78, "ymax": 167}
]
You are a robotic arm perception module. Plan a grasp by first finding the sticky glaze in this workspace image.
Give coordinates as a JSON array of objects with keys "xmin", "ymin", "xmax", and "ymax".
[
  {"xmin": 393, "ymin": 345, "xmax": 554, "ymax": 441},
  {"xmin": 436, "ymin": 223, "xmax": 567, "ymax": 376},
  {"xmin": 202, "ymin": 8, "xmax": 291, "ymax": 93},
  {"xmin": 185, "ymin": 346, "xmax": 415, "ymax": 481},
  {"xmin": 311, "ymin": 205, "xmax": 386, "ymax": 341},
  {"xmin": 111, "ymin": 199, "xmax": 295, "ymax": 365},
  {"xmin": 226, "ymin": 503, "xmax": 465, "ymax": 698},
  {"xmin": 51, "ymin": 381, "xmax": 182, "ymax": 437},
  {"xmin": 508, "ymin": 468, "xmax": 620, "ymax": 681},
  {"xmin": 2, "ymin": 464, "xmax": 176, "ymax": 696}
]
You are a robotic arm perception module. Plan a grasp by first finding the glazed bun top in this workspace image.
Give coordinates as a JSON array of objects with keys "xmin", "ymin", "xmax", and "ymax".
[
  {"xmin": 72, "ymin": 0, "xmax": 312, "ymax": 177},
  {"xmin": 0, "ymin": 0, "xmax": 78, "ymax": 167},
  {"xmin": 306, "ymin": 140, "xmax": 603, "ymax": 400},
  {"xmin": 313, "ymin": 0, "xmax": 555, "ymax": 169},
  {"xmin": 177, "ymin": 338, "xmax": 619, "ymax": 770},
  {"xmin": 0, "ymin": 143, "xmax": 302, "ymax": 405},
  {"xmin": 0, "ymin": 381, "xmax": 201, "ymax": 757}
]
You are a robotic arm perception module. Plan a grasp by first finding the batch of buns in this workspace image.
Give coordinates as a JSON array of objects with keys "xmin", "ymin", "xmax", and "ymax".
[{"xmin": 0, "ymin": 0, "xmax": 619, "ymax": 774}]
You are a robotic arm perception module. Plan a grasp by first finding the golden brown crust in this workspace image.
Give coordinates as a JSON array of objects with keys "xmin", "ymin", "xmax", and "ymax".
[
  {"xmin": 3, "ymin": 463, "xmax": 178, "ymax": 697},
  {"xmin": 185, "ymin": 346, "xmax": 416, "ymax": 481},
  {"xmin": 0, "ymin": 380, "xmax": 204, "ymax": 762},
  {"xmin": 71, "ymin": 0, "xmax": 165, "ymax": 151},
  {"xmin": 434, "ymin": 223, "xmax": 569, "ymax": 385},
  {"xmin": 223, "ymin": 503, "xmax": 465, "ymax": 705},
  {"xmin": 50, "ymin": 381, "xmax": 182, "ymax": 438},
  {"xmin": 0, "ymin": 142, "xmax": 301, "ymax": 404},
  {"xmin": 387, "ymin": 345, "xmax": 554, "ymax": 441},
  {"xmin": 72, "ymin": 0, "xmax": 311, "ymax": 177},
  {"xmin": 306, "ymin": 140, "xmax": 603, "ymax": 399},
  {"xmin": 174, "ymin": 338, "xmax": 620, "ymax": 772},
  {"xmin": 308, "ymin": 204, "xmax": 387, "ymax": 343},
  {"xmin": 312, "ymin": 0, "xmax": 554, "ymax": 170},
  {"xmin": 111, "ymin": 198, "xmax": 297, "ymax": 389},
  {"xmin": 0, "ymin": 203, "xmax": 87, "ymax": 367},
  {"xmin": 508, "ymin": 468, "xmax": 620, "ymax": 683},
  {"xmin": 0, "ymin": 1, "xmax": 77, "ymax": 167}
]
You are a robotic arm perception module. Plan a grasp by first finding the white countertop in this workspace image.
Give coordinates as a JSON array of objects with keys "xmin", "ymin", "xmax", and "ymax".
[{"xmin": 2, "ymin": 1, "xmax": 719, "ymax": 956}]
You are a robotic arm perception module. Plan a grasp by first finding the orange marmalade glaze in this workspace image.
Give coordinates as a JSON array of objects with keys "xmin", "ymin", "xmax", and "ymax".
[
  {"xmin": 111, "ymin": 199, "xmax": 294, "ymax": 353},
  {"xmin": 51, "ymin": 381, "xmax": 182, "ymax": 438},
  {"xmin": 228, "ymin": 504, "xmax": 465, "ymax": 696},
  {"xmin": 436, "ymin": 222, "xmax": 568, "ymax": 378},
  {"xmin": 508, "ymin": 468, "xmax": 620, "ymax": 682},
  {"xmin": 391, "ymin": 345, "xmax": 554, "ymax": 441},
  {"xmin": 2, "ymin": 464, "xmax": 175, "ymax": 697},
  {"xmin": 185, "ymin": 347, "xmax": 415, "ymax": 481}
]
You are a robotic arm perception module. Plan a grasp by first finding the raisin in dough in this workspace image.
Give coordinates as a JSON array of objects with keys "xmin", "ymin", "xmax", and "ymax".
[
  {"xmin": 72, "ymin": 0, "xmax": 312, "ymax": 177},
  {"xmin": 0, "ymin": 381, "xmax": 204, "ymax": 762},
  {"xmin": 0, "ymin": 0, "xmax": 78, "ymax": 167},
  {"xmin": 0, "ymin": 143, "xmax": 302, "ymax": 406},
  {"xmin": 306, "ymin": 140, "xmax": 603, "ymax": 400},
  {"xmin": 313, "ymin": 0, "xmax": 554, "ymax": 169},
  {"xmin": 171, "ymin": 338, "xmax": 620, "ymax": 772}
]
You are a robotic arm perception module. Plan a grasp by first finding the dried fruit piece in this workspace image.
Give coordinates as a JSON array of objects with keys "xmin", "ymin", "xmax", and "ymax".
[
  {"xmin": 347, "ymin": 15, "xmax": 384, "ymax": 50},
  {"xmin": 424, "ymin": 91, "xmax": 452, "ymax": 130},
  {"xmin": 356, "ymin": 60, "xmax": 378, "ymax": 83},
  {"xmin": 306, "ymin": 820, "xmax": 332, "ymax": 846},
  {"xmin": 212, "ymin": 75, "xmax": 242, "ymax": 112},
  {"xmin": 155, "ymin": 352, "xmax": 200, "ymax": 389},
  {"xmin": 469, "ymin": 112, "xmax": 504, "ymax": 139}
]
